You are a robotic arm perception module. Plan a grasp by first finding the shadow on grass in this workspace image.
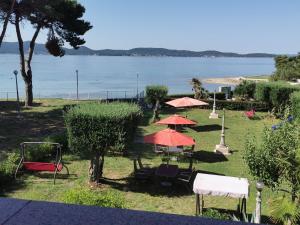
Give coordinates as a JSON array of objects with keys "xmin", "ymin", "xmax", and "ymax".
[
  {"xmin": 100, "ymin": 169, "xmax": 225, "ymax": 198},
  {"xmin": 191, "ymin": 124, "xmax": 228, "ymax": 132},
  {"xmin": 0, "ymin": 180, "xmax": 26, "ymax": 197},
  {"xmin": 193, "ymin": 151, "xmax": 228, "ymax": 163},
  {"xmin": 0, "ymin": 101, "xmax": 42, "ymax": 112},
  {"xmin": 0, "ymin": 106, "xmax": 66, "ymax": 151}
]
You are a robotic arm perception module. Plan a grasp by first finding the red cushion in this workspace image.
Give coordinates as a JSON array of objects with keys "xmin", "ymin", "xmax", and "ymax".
[{"xmin": 23, "ymin": 162, "xmax": 63, "ymax": 172}]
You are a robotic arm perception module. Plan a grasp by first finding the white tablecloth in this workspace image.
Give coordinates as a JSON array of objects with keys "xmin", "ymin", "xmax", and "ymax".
[{"xmin": 193, "ymin": 173, "xmax": 249, "ymax": 199}]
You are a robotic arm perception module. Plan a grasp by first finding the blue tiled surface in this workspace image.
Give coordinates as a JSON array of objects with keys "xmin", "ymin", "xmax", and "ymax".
[{"xmin": 0, "ymin": 198, "xmax": 248, "ymax": 225}]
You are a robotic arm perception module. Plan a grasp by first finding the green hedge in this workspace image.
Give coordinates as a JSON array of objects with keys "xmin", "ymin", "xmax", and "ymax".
[
  {"xmin": 65, "ymin": 102, "xmax": 142, "ymax": 156},
  {"xmin": 167, "ymin": 92, "xmax": 226, "ymax": 100},
  {"xmin": 291, "ymin": 91, "xmax": 300, "ymax": 119},
  {"xmin": 61, "ymin": 188, "xmax": 125, "ymax": 208},
  {"xmin": 164, "ymin": 98, "xmax": 268, "ymax": 111},
  {"xmin": 204, "ymin": 99, "xmax": 269, "ymax": 111},
  {"xmin": 255, "ymin": 82, "xmax": 300, "ymax": 109}
]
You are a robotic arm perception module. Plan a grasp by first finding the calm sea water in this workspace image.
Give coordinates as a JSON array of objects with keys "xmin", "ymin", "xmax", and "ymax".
[{"xmin": 0, "ymin": 54, "xmax": 275, "ymax": 99}]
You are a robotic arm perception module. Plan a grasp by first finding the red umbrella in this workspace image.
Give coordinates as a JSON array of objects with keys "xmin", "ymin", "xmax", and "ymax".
[
  {"xmin": 144, "ymin": 128, "xmax": 195, "ymax": 147},
  {"xmin": 165, "ymin": 97, "xmax": 208, "ymax": 108},
  {"xmin": 156, "ymin": 114, "xmax": 196, "ymax": 125}
]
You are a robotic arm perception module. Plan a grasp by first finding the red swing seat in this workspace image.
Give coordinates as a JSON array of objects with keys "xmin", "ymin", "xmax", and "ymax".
[
  {"xmin": 23, "ymin": 162, "xmax": 63, "ymax": 172},
  {"xmin": 15, "ymin": 142, "xmax": 69, "ymax": 184}
]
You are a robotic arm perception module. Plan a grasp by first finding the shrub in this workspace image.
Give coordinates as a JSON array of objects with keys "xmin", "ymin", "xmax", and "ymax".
[
  {"xmin": 255, "ymin": 82, "xmax": 300, "ymax": 110},
  {"xmin": 26, "ymin": 142, "xmax": 55, "ymax": 162},
  {"xmin": 44, "ymin": 132, "xmax": 69, "ymax": 153},
  {"xmin": 0, "ymin": 152, "xmax": 19, "ymax": 185},
  {"xmin": 244, "ymin": 117, "xmax": 300, "ymax": 200},
  {"xmin": 234, "ymin": 81, "xmax": 256, "ymax": 100},
  {"xmin": 202, "ymin": 209, "xmax": 230, "ymax": 220},
  {"xmin": 64, "ymin": 102, "xmax": 142, "ymax": 183},
  {"xmin": 290, "ymin": 91, "xmax": 300, "ymax": 120},
  {"xmin": 209, "ymin": 92, "xmax": 226, "ymax": 100},
  {"xmin": 61, "ymin": 188, "xmax": 125, "ymax": 208}
]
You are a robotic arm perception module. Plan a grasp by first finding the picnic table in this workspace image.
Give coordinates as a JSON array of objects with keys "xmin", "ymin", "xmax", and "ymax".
[
  {"xmin": 156, "ymin": 164, "xmax": 179, "ymax": 178},
  {"xmin": 193, "ymin": 173, "xmax": 249, "ymax": 216}
]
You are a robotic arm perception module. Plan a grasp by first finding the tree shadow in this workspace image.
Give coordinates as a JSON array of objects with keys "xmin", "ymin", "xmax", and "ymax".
[
  {"xmin": 192, "ymin": 150, "xmax": 228, "ymax": 163},
  {"xmin": 0, "ymin": 180, "xmax": 26, "ymax": 197},
  {"xmin": 0, "ymin": 106, "xmax": 67, "ymax": 152},
  {"xmin": 191, "ymin": 124, "xmax": 228, "ymax": 132},
  {"xmin": 99, "ymin": 169, "xmax": 225, "ymax": 198}
]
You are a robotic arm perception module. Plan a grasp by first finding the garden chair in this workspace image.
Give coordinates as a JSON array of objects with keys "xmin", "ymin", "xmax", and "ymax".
[
  {"xmin": 176, "ymin": 168, "xmax": 196, "ymax": 192},
  {"xmin": 153, "ymin": 144, "xmax": 166, "ymax": 154},
  {"xmin": 133, "ymin": 156, "xmax": 155, "ymax": 181}
]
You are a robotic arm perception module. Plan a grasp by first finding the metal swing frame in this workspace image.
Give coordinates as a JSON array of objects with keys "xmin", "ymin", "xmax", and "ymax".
[{"xmin": 15, "ymin": 142, "xmax": 69, "ymax": 184}]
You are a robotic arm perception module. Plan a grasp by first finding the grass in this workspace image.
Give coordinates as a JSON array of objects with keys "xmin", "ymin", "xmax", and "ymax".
[{"xmin": 0, "ymin": 99, "xmax": 279, "ymax": 221}]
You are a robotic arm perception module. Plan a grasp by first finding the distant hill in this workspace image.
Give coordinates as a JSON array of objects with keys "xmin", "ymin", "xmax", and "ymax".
[{"xmin": 0, "ymin": 42, "xmax": 276, "ymax": 58}]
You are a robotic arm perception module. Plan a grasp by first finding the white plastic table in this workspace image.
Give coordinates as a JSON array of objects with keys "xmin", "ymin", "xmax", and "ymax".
[{"xmin": 193, "ymin": 173, "xmax": 249, "ymax": 215}]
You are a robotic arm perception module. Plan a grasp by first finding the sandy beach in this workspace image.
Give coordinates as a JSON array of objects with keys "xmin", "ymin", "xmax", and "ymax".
[{"xmin": 202, "ymin": 76, "xmax": 269, "ymax": 85}]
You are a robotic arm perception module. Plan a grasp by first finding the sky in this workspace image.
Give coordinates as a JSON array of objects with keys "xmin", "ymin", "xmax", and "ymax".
[{"xmin": 4, "ymin": 0, "xmax": 300, "ymax": 54}]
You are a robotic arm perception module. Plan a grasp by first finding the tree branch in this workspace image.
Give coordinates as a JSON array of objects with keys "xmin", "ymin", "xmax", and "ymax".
[
  {"xmin": 15, "ymin": 14, "xmax": 26, "ymax": 78},
  {"xmin": 28, "ymin": 25, "xmax": 41, "ymax": 64},
  {"xmin": 0, "ymin": 0, "xmax": 16, "ymax": 47}
]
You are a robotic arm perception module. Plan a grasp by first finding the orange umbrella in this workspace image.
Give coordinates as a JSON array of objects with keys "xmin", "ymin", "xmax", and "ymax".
[
  {"xmin": 165, "ymin": 97, "xmax": 208, "ymax": 108},
  {"xmin": 156, "ymin": 114, "xmax": 196, "ymax": 125},
  {"xmin": 144, "ymin": 128, "xmax": 195, "ymax": 147}
]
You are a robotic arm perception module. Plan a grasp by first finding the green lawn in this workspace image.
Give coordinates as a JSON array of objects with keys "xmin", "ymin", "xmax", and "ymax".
[{"xmin": 0, "ymin": 99, "xmax": 278, "ymax": 220}]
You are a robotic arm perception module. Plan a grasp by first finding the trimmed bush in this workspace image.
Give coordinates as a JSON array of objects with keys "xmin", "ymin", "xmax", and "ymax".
[
  {"xmin": 164, "ymin": 98, "xmax": 268, "ymax": 111},
  {"xmin": 64, "ymin": 102, "xmax": 142, "ymax": 183},
  {"xmin": 167, "ymin": 93, "xmax": 226, "ymax": 100},
  {"xmin": 61, "ymin": 188, "xmax": 125, "ymax": 208},
  {"xmin": 145, "ymin": 85, "xmax": 168, "ymax": 106},
  {"xmin": 0, "ymin": 152, "xmax": 19, "ymax": 185},
  {"xmin": 145, "ymin": 85, "xmax": 168, "ymax": 122},
  {"xmin": 255, "ymin": 82, "xmax": 300, "ymax": 110},
  {"xmin": 291, "ymin": 91, "xmax": 300, "ymax": 120},
  {"xmin": 234, "ymin": 81, "xmax": 256, "ymax": 100}
]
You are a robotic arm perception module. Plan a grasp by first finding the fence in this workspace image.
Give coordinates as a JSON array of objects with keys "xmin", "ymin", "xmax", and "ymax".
[{"xmin": 0, "ymin": 90, "xmax": 145, "ymax": 102}]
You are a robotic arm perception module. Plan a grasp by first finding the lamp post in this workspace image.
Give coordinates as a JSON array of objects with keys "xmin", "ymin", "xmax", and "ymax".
[
  {"xmin": 76, "ymin": 70, "xmax": 79, "ymax": 100},
  {"xmin": 209, "ymin": 89, "xmax": 219, "ymax": 119},
  {"xmin": 136, "ymin": 73, "xmax": 139, "ymax": 101},
  {"xmin": 255, "ymin": 181, "xmax": 264, "ymax": 224},
  {"xmin": 214, "ymin": 108, "xmax": 231, "ymax": 155},
  {"xmin": 13, "ymin": 70, "xmax": 21, "ymax": 117}
]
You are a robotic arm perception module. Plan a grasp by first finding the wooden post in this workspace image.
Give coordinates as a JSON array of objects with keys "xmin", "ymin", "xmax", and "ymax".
[{"xmin": 196, "ymin": 194, "xmax": 200, "ymax": 216}]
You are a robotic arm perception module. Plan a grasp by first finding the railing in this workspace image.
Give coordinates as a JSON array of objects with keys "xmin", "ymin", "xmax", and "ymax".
[{"xmin": 0, "ymin": 90, "xmax": 145, "ymax": 101}]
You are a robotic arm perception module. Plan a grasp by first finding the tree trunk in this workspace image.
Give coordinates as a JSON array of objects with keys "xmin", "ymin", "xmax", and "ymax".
[
  {"xmin": 0, "ymin": 0, "xmax": 16, "ymax": 47},
  {"xmin": 152, "ymin": 99, "xmax": 160, "ymax": 122},
  {"xmin": 14, "ymin": 15, "xmax": 40, "ymax": 107},
  {"xmin": 89, "ymin": 151, "xmax": 105, "ymax": 183},
  {"xmin": 24, "ymin": 61, "xmax": 33, "ymax": 106}
]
